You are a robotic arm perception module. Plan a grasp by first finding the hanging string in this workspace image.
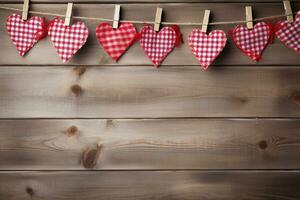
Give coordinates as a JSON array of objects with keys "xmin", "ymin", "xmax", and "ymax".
[{"xmin": 0, "ymin": 5, "xmax": 298, "ymax": 26}]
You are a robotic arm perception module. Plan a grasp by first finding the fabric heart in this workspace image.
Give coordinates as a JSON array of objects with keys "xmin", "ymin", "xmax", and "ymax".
[
  {"xmin": 188, "ymin": 29, "xmax": 227, "ymax": 69},
  {"xmin": 275, "ymin": 11, "xmax": 300, "ymax": 54},
  {"xmin": 6, "ymin": 14, "xmax": 47, "ymax": 56},
  {"xmin": 48, "ymin": 18, "xmax": 89, "ymax": 63},
  {"xmin": 140, "ymin": 26, "xmax": 177, "ymax": 67},
  {"xmin": 229, "ymin": 22, "xmax": 271, "ymax": 61},
  {"xmin": 96, "ymin": 22, "xmax": 138, "ymax": 61}
]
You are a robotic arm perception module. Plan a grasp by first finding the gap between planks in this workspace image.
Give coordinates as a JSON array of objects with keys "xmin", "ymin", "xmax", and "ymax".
[
  {"xmin": 1, "ymin": 1, "xmax": 298, "ymax": 4},
  {"xmin": 1, "ymin": 169, "xmax": 300, "ymax": 172},
  {"xmin": 0, "ymin": 65, "xmax": 300, "ymax": 67},
  {"xmin": 3, "ymin": 117, "xmax": 300, "ymax": 120}
]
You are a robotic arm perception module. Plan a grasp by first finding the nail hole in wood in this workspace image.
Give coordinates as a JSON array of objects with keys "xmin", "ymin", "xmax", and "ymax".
[
  {"xmin": 82, "ymin": 144, "xmax": 102, "ymax": 169},
  {"xmin": 258, "ymin": 140, "xmax": 268, "ymax": 150},
  {"xmin": 66, "ymin": 125, "xmax": 78, "ymax": 136},
  {"xmin": 70, "ymin": 84, "xmax": 82, "ymax": 96},
  {"xmin": 26, "ymin": 187, "xmax": 34, "ymax": 196}
]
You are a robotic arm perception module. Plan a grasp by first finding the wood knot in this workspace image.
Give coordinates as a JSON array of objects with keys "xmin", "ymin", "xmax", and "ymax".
[
  {"xmin": 66, "ymin": 125, "xmax": 78, "ymax": 136},
  {"xmin": 26, "ymin": 187, "xmax": 34, "ymax": 196},
  {"xmin": 258, "ymin": 140, "xmax": 268, "ymax": 150},
  {"xmin": 73, "ymin": 67, "xmax": 86, "ymax": 77},
  {"xmin": 291, "ymin": 91, "xmax": 300, "ymax": 105},
  {"xmin": 106, "ymin": 119, "xmax": 116, "ymax": 129},
  {"xmin": 82, "ymin": 144, "xmax": 102, "ymax": 169},
  {"xmin": 70, "ymin": 84, "xmax": 82, "ymax": 96}
]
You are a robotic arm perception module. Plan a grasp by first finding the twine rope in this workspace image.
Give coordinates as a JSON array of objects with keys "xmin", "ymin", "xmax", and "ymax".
[{"xmin": 0, "ymin": 5, "xmax": 298, "ymax": 26}]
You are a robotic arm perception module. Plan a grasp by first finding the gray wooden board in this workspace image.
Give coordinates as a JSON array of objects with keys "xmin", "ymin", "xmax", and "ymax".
[
  {"xmin": 0, "ymin": 119, "xmax": 300, "ymax": 170},
  {"xmin": 0, "ymin": 66, "xmax": 300, "ymax": 118},
  {"xmin": 0, "ymin": 171, "xmax": 300, "ymax": 200}
]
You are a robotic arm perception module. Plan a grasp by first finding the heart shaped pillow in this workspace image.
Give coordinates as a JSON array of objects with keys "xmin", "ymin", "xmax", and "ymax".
[
  {"xmin": 48, "ymin": 18, "xmax": 89, "ymax": 63},
  {"xmin": 189, "ymin": 29, "xmax": 227, "ymax": 69},
  {"xmin": 140, "ymin": 26, "xmax": 177, "ymax": 67},
  {"xmin": 229, "ymin": 22, "xmax": 271, "ymax": 61},
  {"xmin": 275, "ymin": 11, "xmax": 300, "ymax": 54},
  {"xmin": 6, "ymin": 14, "xmax": 47, "ymax": 56},
  {"xmin": 96, "ymin": 22, "xmax": 137, "ymax": 61}
]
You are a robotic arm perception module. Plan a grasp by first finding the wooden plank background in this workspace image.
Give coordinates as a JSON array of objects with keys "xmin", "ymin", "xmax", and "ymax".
[
  {"xmin": 1, "ymin": 66, "xmax": 300, "ymax": 118},
  {"xmin": 1, "ymin": 119, "xmax": 300, "ymax": 170},
  {"xmin": 1, "ymin": 171, "xmax": 300, "ymax": 200},
  {"xmin": 0, "ymin": 1, "xmax": 300, "ymax": 200}
]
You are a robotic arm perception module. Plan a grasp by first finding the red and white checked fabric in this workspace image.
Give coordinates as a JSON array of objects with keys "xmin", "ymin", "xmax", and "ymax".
[
  {"xmin": 140, "ymin": 26, "xmax": 177, "ymax": 67},
  {"xmin": 188, "ymin": 29, "xmax": 227, "ymax": 69},
  {"xmin": 229, "ymin": 22, "xmax": 271, "ymax": 61},
  {"xmin": 275, "ymin": 11, "xmax": 300, "ymax": 54},
  {"xmin": 96, "ymin": 22, "xmax": 137, "ymax": 61},
  {"xmin": 48, "ymin": 18, "xmax": 89, "ymax": 63},
  {"xmin": 6, "ymin": 14, "xmax": 46, "ymax": 56}
]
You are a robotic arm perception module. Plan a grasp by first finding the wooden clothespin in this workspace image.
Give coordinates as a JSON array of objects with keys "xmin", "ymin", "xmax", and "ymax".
[
  {"xmin": 283, "ymin": 0, "xmax": 294, "ymax": 23},
  {"xmin": 22, "ymin": 0, "xmax": 29, "ymax": 21},
  {"xmin": 245, "ymin": 6, "xmax": 253, "ymax": 29},
  {"xmin": 154, "ymin": 7, "xmax": 163, "ymax": 32},
  {"xmin": 202, "ymin": 10, "xmax": 210, "ymax": 33},
  {"xmin": 113, "ymin": 5, "xmax": 121, "ymax": 29},
  {"xmin": 64, "ymin": 3, "xmax": 73, "ymax": 26}
]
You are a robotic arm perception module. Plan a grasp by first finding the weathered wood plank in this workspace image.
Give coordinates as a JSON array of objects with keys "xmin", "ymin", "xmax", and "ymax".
[
  {"xmin": 1, "ymin": 119, "xmax": 300, "ymax": 170},
  {"xmin": 1, "ymin": 66, "xmax": 300, "ymax": 118},
  {"xmin": 0, "ymin": 171, "xmax": 300, "ymax": 200},
  {"xmin": 0, "ymin": 3, "xmax": 299, "ymax": 65}
]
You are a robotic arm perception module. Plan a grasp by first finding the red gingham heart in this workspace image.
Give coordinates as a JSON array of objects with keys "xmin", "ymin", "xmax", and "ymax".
[
  {"xmin": 140, "ymin": 26, "xmax": 176, "ymax": 67},
  {"xmin": 275, "ymin": 11, "xmax": 300, "ymax": 54},
  {"xmin": 6, "ymin": 14, "xmax": 47, "ymax": 56},
  {"xmin": 189, "ymin": 29, "xmax": 227, "ymax": 69},
  {"xmin": 229, "ymin": 22, "xmax": 271, "ymax": 61},
  {"xmin": 48, "ymin": 18, "xmax": 89, "ymax": 63},
  {"xmin": 96, "ymin": 22, "xmax": 137, "ymax": 61}
]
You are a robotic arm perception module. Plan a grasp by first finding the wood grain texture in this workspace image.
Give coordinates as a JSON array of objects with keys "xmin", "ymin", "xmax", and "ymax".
[
  {"xmin": 1, "ymin": 66, "xmax": 300, "ymax": 118},
  {"xmin": 0, "ymin": 3, "xmax": 299, "ymax": 65},
  {"xmin": 1, "ymin": 119, "xmax": 300, "ymax": 170},
  {"xmin": 1, "ymin": 171, "xmax": 300, "ymax": 200},
  {"xmin": 1, "ymin": 1, "xmax": 300, "ymax": 198}
]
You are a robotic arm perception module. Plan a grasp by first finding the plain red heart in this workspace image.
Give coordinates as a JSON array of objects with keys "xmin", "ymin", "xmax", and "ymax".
[
  {"xmin": 229, "ymin": 22, "xmax": 271, "ymax": 61},
  {"xmin": 48, "ymin": 18, "xmax": 89, "ymax": 63},
  {"xmin": 6, "ymin": 14, "xmax": 47, "ymax": 56},
  {"xmin": 140, "ymin": 26, "xmax": 177, "ymax": 67},
  {"xmin": 96, "ymin": 22, "xmax": 137, "ymax": 61},
  {"xmin": 275, "ymin": 11, "xmax": 300, "ymax": 54},
  {"xmin": 189, "ymin": 29, "xmax": 227, "ymax": 69}
]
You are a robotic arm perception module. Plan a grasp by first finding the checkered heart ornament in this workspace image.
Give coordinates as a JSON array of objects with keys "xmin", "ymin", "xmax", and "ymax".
[
  {"xmin": 96, "ymin": 22, "xmax": 138, "ymax": 61},
  {"xmin": 6, "ymin": 14, "xmax": 47, "ymax": 56},
  {"xmin": 139, "ymin": 25, "xmax": 183, "ymax": 67},
  {"xmin": 188, "ymin": 30, "xmax": 227, "ymax": 69},
  {"xmin": 48, "ymin": 18, "xmax": 89, "ymax": 63},
  {"xmin": 275, "ymin": 11, "xmax": 300, "ymax": 54},
  {"xmin": 229, "ymin": 22, "xmax": 272, "ymax": 61}
]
